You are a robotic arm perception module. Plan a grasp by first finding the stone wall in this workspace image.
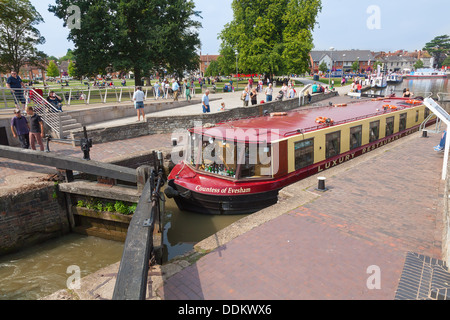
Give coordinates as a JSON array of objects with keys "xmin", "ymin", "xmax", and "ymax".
[
  {"xmin": 70, "ymin": 92, "xmax": 338, "ymax": 145},
  {"xmin": 0, "ymin": 184, "xmax": 71, "ymax": 256}
]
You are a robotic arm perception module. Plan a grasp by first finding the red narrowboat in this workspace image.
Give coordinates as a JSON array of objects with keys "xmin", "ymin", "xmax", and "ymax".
[{"xmin": 165, "ymin": 97, "xmax": 431, "ymax": 215}]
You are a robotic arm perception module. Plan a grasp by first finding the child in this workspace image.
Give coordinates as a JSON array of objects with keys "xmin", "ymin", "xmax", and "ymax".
[{"xmin": 219, "ymin": 102, "xmax": 226, "ymax": 111}]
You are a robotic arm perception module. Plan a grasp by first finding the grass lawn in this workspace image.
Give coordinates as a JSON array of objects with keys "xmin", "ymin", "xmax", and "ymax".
[{"xmin": 305, "ymin": 76, "xmax": 349, "ymax": 87}]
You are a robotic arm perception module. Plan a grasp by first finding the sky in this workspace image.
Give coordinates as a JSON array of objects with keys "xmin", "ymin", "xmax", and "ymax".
[{"xmin": 30, "ymin": 0, "xmax": 450, "ymax": 58}]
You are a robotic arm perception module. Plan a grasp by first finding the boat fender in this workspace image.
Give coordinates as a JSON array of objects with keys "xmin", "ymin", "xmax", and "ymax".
[
  {"xmin": 334, "ymin": 103, "xmax": 347, "ymax": 107},
  {"xmin": 270, "ymin": 112, "xmax": 288, "ymax": 117},
  {"xmin": 164, "ymin": 186, "xmax": 179, "ymax": 199},
  {"xmin": 315, "ymin": 116, "xmax": 326, "ymax": 124},
  {"xmin": 316, "ymin": 117, "xmax": 334, "ymax": 125},
  {"xmin": 383, "ymin": 104, "xmax": 397, "ymax": 110}
]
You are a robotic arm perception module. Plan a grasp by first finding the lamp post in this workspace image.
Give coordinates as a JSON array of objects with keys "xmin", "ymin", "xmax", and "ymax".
[
  {"xmin": 329, "ymin": 47, "xmax": 334, "ymax": 87},
  {"xmin": 342, "ymin": 54, "xmax": 346, "ymax": 78},
  {"xmin": 235, "ymin": 49, "xmax": 239, "ymax": 91}
]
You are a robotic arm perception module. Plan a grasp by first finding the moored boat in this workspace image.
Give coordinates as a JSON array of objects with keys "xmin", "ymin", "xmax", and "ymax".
[
  {"xmin": 165, "ymin": 97, "xmax": 432, "ymax": 215},
  {"xmin": 387, "ymin": 73, "xmax": 403, "ymax": 84},
  {"xmin": 371, "ymin": 75, "xmax": 387, "ymax": 88},
  {"xmin": 404, "ymin": 68, "xmax": 448, "ymax": 79}
]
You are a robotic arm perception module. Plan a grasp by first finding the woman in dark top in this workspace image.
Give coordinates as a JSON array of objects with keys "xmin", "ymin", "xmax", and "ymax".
[
  {"xmin": 250, "ymin": 88, "xmax": 258, "ymax": 105},
  {"xmin": 403, "ymin": 88, "xmax": 413, "ymax": 98},
  {"xmin": 47, "ymin": 91, "xmax": 63, "ymax": 111}
]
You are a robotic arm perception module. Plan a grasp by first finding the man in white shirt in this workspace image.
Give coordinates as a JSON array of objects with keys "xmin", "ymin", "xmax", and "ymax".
[
  {"xmin": 172, "ymin": 79, "xmax": 180, "ymax": 101},
  {"xmin": 133, "ymin": 86, "xmax": 146, "ymax": 121},
  {"xmin": 202, "ymin": 90, "xmax": 210, "ymax": 113}
]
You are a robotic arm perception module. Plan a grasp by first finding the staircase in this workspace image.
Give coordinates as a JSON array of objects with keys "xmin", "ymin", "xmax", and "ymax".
[
  {"xmin": 59, "ymin": 114, "xmax": 83, "ymax": 139},
  {"xmin": 29, "ymin": 89, "xmax": 83, "ymax": 139}
]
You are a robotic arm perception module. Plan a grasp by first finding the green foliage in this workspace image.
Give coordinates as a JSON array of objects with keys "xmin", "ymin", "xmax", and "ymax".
[
  {"xmin": 46, "ymin": 61, "xmax": 60, "ymax": 78},
  {"xmin": 219, "ymin": 0, "xmax": 322, "ymax": 76},
  {"xmin": 442, "ymin": 56, "xmax": 450, "ymax": 67},
  {"xmin": 414, "ymin": 59, "xmax": 424, "ymax": 70},
  {"xmin": 76, "ymin": 198, "xmax": 137, "ymax": 215},
  {"xmin": 204, "ymin": 60, "xmax": 221, "ymax": 77},
  {"xmin": 319, "ymin": 61, "xmax": 328, "ymax": 73},
  {"xmin": 49, "ymin": 0, "xmax": 201, "ymax": 84},
  {"xmin": 114, "ymin": 201, "xmax": 130, "ymax": 215},
  {"xmin": 104, "ymin": 202, "xmax": 115, "ymax": 213},
  {"xmin": 77, "ymin": 200, "xmax": 85, "ymax": 207},
  {"xmin": 128, "ymin": 203, "xmax": 138, "ymax": 214},
  {"xmin": 0, "ymin": 0, "xmax": 47, "ymax": 73},
  {"xmin": 68, "ymin": 61, "xmax": 76, "ymax": 77},
  {"xmin": 423, "ymin": 35, "xmax": 450, "ymax": 68},
  {"xmin": 352, "ymin": 59, "xmax": 359, "ymax": 72}
]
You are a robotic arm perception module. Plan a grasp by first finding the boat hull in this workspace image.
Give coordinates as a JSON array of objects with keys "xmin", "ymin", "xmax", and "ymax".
[{"xmin": 167, "ymin": 180, "xmax": 279, "ymax": 215}]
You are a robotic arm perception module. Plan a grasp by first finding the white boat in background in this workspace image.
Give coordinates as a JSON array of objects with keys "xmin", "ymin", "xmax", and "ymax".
[
  {"xmin": 371, "ymin": 75, "xmax": 387, "ymax": 88},
  {"xmin": 387, "ymin": 73, "xmax": 403, "ymax": 84},
  {"xmin": 404, "ymin": 68, "xmax": 448, "ymax": 79}
]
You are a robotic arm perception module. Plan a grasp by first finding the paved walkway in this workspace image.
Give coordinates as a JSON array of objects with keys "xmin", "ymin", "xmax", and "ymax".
[{"xmin": 155, "ymin": 130, "xmax": 445, "ymax": 300}]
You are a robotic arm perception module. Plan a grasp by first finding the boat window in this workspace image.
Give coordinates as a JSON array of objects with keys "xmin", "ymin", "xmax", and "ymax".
[
  {"xmin": 295, "ymin": 139, "xmax": 314, "ymax": 170},
  {"xmin": 326, "ymin": 131, "xmax": 341, "ymax": 159},
  {"xmin": 369, "ymin": 120, "xmax": 380, "ymax": 143},
  {"xmin": 416, "ymin": 111, "xmax": 419, "ymax": 122},
  {"xmin": 239, "ymin": 143, "xmax": 272, "ymax": 179},
  {"xmin": 399, "ymin": 113, "xmax": 407, "ymax": 132},
  {"xmin": 199, "ymin": 138, "xmax": 238, "ymax": 178},
  {"xmin": 424, "ymin": 107, "xmax": 430, "ymax": 119},
  {"xmin": 385, "ymin": 116, "xmax": 395, "ymax": 137},
  {"xmin": 350, "ymin": 125, "xmax": 362, "ymax": 150}
]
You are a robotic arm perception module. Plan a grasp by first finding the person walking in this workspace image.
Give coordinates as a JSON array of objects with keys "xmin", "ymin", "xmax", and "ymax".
[
  {"xmin": 242, "ymin": 87, "xmax": 250, "ymax": 107},
  {"xmin": 10, "ymin": 109, "xmax": 30, "ymax": 149},
  {"xmin": 184, "ymin": 79, "xmax": 192, "ymax": 102},
  {"xmin": 6, "ymin": 71, "xmax": 26, "ymax": 112},
  {"xmin": 202, "ymin": 90, "xmax": 210, "ymax": 113},
  {"xmin": 172, "ymin": 79, "xmax": 180, "ymax": 101},
  {"xmin": 26, "ymin": 106, "xmax": 45, "ymax": 151},
  {"xmin": 133, "ymin": 86, "xmax": 146, "ymax": 121},
  {"xmin": 250, "ymin": 88, "xmax": 258, "ymax": 105},
  {"xmin": 265, "ymin": 83, "xmax": 273, "ymax": 102}
]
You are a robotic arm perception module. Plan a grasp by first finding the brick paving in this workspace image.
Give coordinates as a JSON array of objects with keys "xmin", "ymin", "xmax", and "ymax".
[{"xmin": 157, "ymin": 132, "xmax": 445, "ymax": 300}]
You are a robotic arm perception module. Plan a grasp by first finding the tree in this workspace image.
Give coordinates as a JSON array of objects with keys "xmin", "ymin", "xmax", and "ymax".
[
  {"xmin": 0, "ymin": 0, "xmax": 47, "ymax": 74},
  {"xmin": 204, "ymin": 60, "xmax": 220, "ymax": 77},
  {"xmin": 59, "ymin": 49, "xmax": 75, "ymax": 63},
  {"xmin": 414, "ymin": 59, "xmax": 424, "ymax": 70},
  {"xmin": 46, "ymin": 60, "xmax": 60, "ymax": 78},
  {"xmin": 68, "ymin": 61, "xmax": 76, "ymax": 78},
  {"xmin": 423, "ymin": 35, "xmax": 450, "ymax": 68},
  {"xmin": 319, "ymin": 61, "xmax": 328, "ymax": 73},
  {"xmin": 49, "ymin": 0, "xmax": 201, "ymax": 86},
  {"xmin": 352, "ymin": 59, "xmax": 359, "ymax": 73},
  {"xmin": 218, "ymin": 0, "xmax": 322, "ymax": 77},
  {"xmin": 443, "ymin": 56, "xmax": 450, "ymax": 67}
]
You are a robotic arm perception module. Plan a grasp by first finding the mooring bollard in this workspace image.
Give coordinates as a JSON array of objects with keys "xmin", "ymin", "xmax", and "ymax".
[
  {"xmin": 422, "ymin": 130, "xmax": 428, "ymax": 138},
  {"xmin": 172, "ymin": 138, "xmax": 177, "ymax": 146},
  {"xmin": 317, "ymin": 177, "xmax": 328, "ymax": 191}
]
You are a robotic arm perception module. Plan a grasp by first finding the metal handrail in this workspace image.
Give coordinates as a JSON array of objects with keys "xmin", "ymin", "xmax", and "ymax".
[{"xmin": 437, "ymin": 92, "xmax": 450, "ymax": 102}]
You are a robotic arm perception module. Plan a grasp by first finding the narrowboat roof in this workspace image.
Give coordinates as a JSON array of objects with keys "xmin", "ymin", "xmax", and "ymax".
[{"xmin": 189, "ymin": 97, "xmax": 423, "ymax": 143}]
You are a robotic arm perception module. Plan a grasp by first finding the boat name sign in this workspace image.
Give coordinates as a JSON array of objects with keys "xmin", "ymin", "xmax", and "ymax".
[{"xmin": 195, "ymin": 185, "xmax": 252, "ymax": 194}]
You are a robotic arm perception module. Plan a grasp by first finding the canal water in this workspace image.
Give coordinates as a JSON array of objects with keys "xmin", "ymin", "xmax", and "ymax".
[
  {"xmin": 1, "ymin": 78, "xmax": 449, "ymax": 300},
  {"xmin": 0, "ymin": 196, "xmax": 246, "ymax": 300}
]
